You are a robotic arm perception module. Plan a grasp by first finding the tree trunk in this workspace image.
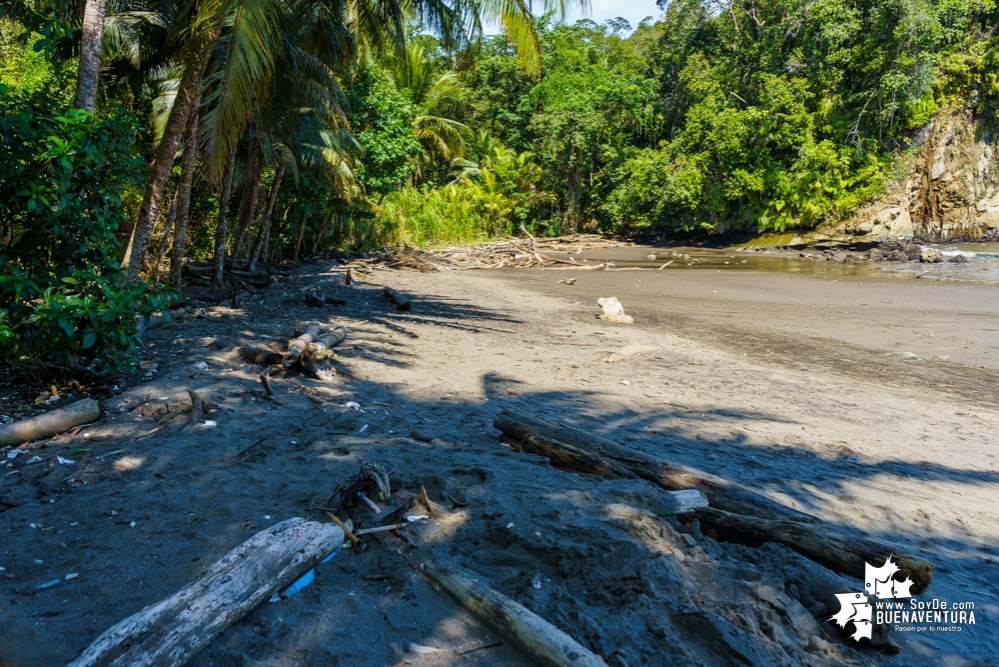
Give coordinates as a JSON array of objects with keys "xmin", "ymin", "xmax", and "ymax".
[
  {"xmin": 230, "ymin": 142, "xmax": 260, "ymax": 263},
  {"xmin": 74, "ymin": 0, "xmax": 107, "ymax": 112},
  {"xmin": 146, "ymin": 192, "xmax": 179, "ymax": 278},
  {"xmin": 0, "ymin": 399, "xmax": 101, "ymax": 447},
  {"xmin": 293, "ymin": 214, "xmax": 307, "ymax": 262},
  {"xmin": 124, "ymin": 54, "xmax": 203, "ymax": 282},
  {"xmin": 170, "ymin": 93, "xmax": 202, "ymax": 291},
  {"xmin": 421, "ymin": 556, "xmax": 606, "ymax": 667},
  {"xmin": 211, "ymin": 148, "xmax": 238, "ymax": 288},
  {"xmin": 68, "ymin": 519, "xmax": 342, "ymax": 667},
  {"xmin": 249, "ymin": 164, "xmax": 284, "ymax": 272}
]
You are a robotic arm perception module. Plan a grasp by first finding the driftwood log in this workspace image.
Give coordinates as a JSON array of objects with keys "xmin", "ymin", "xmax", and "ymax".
[
  {"xmin": 520, "ymin": 435, "xmax": 708, "ymax": 513},
  {"xmin": 283, "ymin": 321, "xmax": 320, "ymax": 368},
  {"xmin": 69, "ymin": 518, "xmax": 342, "ymax": 667},
  {"xmin": 421, "ymin": 557, "xmax": 605, "ymax": 667},
  {"xmin": 493, "ymin": 408, "xmax": 933, "ymax": 594},
  {"xmin": 0, "ymin": 398, "xmax": 100, "ymax": 447},
  {"xmin": 383, "ymin": 286, "xmax": 412, "ymax": 311},
  {"xmin": 300, "ymin": 325, "xmax": 347, "ymax": 380}
]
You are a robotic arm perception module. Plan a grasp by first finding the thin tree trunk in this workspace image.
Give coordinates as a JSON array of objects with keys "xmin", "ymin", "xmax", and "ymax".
[
  {"xmin": 230, "ymin": 142, "xmax": 260, "ymax": 263},
  {"xmin": 74, "ymin": 0, "xmax": 107, "ymax": 112},
  {"xmin": 146, "ymin": 192, "xmax": 179, "ymax": 277},
  {"xmin": 293, "ymin": 214, "xmax": 306, "ymax": 262},
  {"xmin": 211, "ymin": 149, "xmax": 238, "ymax": 288},
  {"xmin": 311, "ymin": 213, "xmax": 333, "ymax": 256},
  {"xmin": 249, "ymin": 165, "xmax": 284, "ymax": 272},
  {"xmin": 124, "ymin": 54, "xmax": 203, "ymax": 282},
  {"xmin": 170, "ymin": 95, "xmax": 202, "ymax": 291}
]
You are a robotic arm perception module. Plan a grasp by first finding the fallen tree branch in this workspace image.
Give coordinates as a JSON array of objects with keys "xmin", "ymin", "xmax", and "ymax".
[
  {"xmin": 421, "ymin": 556, "xmax": 605, "ymax": 667},
  {"xmin": 383, "ymin": 286, "xmax": 413, "ymax": 311},
  {"xmin": 0, "ymin": 399, "xmax": 100, "ymax": 447},
  {"xmin": 68, "ymin": 518, "xmax": 342, "ymax": 667},
  {"xmin": 493, "ymin": 408, "xmax": 933, "ymax": 594}
]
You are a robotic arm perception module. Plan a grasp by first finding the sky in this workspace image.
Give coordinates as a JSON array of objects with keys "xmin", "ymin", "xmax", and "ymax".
[{"xmin": 562, "ymin": 0, "xmax": 662, "ymax": 32}]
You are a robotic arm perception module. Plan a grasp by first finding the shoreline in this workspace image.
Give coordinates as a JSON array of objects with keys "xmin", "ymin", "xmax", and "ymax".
[{"xmin": 1, "ymin": 262, "xmax": 996, "ymax": 666}]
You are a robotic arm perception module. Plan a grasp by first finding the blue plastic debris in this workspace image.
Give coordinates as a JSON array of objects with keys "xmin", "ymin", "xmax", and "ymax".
[{"xmin": 269, "ymin": 550, "xmax": 337, "ymax": 602}]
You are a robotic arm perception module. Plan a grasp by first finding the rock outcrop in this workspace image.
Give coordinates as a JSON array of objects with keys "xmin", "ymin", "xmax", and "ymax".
[{"xmin": 792, "ymin": 113, "xmax": 999, "ymax": 245}]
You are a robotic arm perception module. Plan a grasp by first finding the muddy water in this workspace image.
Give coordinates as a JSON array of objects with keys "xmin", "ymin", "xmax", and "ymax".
[{"xmin": 563, "ymin": 243, "xmax": 999, "ymax": 285}]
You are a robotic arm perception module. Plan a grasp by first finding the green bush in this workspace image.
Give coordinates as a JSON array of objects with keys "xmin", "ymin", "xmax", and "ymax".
[{"xmin": 0, "ymin": 86, "xmax": 171, "ymax": 379}]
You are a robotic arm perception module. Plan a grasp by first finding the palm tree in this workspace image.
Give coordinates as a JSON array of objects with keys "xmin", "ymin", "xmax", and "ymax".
[
  {"xmin": 121, "ymin": 0, "xmax": 584, "ymax": 282},
  {"xmin": 386, "ymin": 41, "xmax": 468, "ymax": 170}
]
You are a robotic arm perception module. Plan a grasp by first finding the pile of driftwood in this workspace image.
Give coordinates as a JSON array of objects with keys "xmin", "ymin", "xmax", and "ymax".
[
  {"xmin": 335, "ymin": 232, "xmax": 633, "ymax": 273},
  {"xmin": 238, "ymin": 321, "xmax": 346, "ymax": 382}
]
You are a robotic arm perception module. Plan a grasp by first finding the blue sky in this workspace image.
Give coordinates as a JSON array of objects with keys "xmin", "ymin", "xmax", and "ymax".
[{"xmin": 562, "ymin": 0, "xmax": 662, "ymax": 32}]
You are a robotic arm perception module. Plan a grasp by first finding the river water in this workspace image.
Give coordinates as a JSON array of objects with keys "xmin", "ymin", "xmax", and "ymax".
[{"xmin": 573, "ymin": 242, "xmax": 999, "ymax": 285}]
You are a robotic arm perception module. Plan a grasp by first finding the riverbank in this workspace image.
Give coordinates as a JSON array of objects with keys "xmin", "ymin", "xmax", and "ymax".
[{"xmin": 1, "ymin": 261, "xmax": 996, "ymax": 666}]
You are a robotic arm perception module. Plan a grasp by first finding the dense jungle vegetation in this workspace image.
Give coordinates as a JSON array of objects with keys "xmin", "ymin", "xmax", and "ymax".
[{"xmin": 1, "ymin": 0, "xmax": 997, "ymax": 376}]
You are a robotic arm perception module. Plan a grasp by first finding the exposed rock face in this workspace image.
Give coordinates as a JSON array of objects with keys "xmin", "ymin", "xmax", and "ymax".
[
  {"xmin": 792, "ymin": 114, "xmax": 998, "ymax": 244},
  {"xmin": 920, "ymin": 248, "xmax": 943, "ymax": 263}
]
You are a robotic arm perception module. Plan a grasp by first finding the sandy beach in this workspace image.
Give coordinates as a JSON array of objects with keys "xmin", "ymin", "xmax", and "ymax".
[{"xmin": 2, "ymin": 258, "xmax": 997, "ymax": 666}]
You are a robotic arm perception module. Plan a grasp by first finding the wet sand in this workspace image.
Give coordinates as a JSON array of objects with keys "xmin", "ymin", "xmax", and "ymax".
[{"xmin": 2, "ymin": 260, "xmax": 997, "ymax": 666}]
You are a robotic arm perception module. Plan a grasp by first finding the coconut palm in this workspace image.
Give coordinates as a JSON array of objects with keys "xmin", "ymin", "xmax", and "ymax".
[{"xmin": 121, "ymin": 0, "xmax": 585, "ymax": 282}]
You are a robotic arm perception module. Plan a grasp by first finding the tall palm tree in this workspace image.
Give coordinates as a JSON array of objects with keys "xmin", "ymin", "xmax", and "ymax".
[
  {"xmin": 386, "ymin": 40, "xmax": 469, "ymax": 171},
  {"xmin": 122, "ymin": 0, "xmax": 584, "ymax": 282}
]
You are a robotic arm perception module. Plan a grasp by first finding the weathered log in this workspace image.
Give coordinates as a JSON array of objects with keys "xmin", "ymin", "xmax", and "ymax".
[
  {"xmin": 688, "ymin": 507, "xmax": 930, "ymax": 600},
  {"xmin": 300, "ymin": 325, "xmax": 346, "ymax": 380},
  {"xmin": 69, "ymin": 518, "xmax": 342, "ymax": 667},
  {"xmin": 383, "ymin": 286, "xmax": 412, "ymax": 311},
  {"xmin": 521, "ymin": 433, "xmax": 637, "ymax": 479},
  {"xmin": 519, "ymin": 435, "xmax": 708, "ymax": 513},
  {"xmin": 237, "ymin": 346, "xmax": 284, "ymax": 366},
  {"xmin": 0, "ymin": 399, "xmax": 100, "ymax": 447},
  {"xmin": 493, "ymin": 408, "xmax": 933, "ymax": 594},
  {"xmin": 421, "ymin": 556, "xmax": 605, "ymax": 667},
  {"xmin": 283, "ymin": 321, "xmax": 320, "ymax": 368}
]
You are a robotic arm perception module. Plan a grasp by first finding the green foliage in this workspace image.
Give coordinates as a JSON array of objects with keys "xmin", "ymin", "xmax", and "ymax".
[
  {"xmin": 349, "ymin": 67, "xmax": 423, "ymax": 194},
  {"xmin": 0, "ymin": 87, "xmax": 171, "ymax": 378},
  {"xmin": 370, "ymin": 136, "xmax": 549, "ymax": 246}
]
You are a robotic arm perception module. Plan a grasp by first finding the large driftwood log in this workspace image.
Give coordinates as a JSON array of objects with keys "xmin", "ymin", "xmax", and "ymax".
[
  {"xmin": 421, "ymin": 556, "xmax": 605, "ymax": 667},
  {"xmin": 493, "ymin": 408, "xmax": 933, "ymax": 594},
  {"xmin": 69, "ymin": 518, "xmax": 342, "ymax": 667},
  {"xmin": 521, "ymin": 433, "xmax": 637, "ymax": 480},
  {"xmin": 495, "ymin": 408, "xmax": 810, "ymax": 521},
  {"xmin": 0, "ymin": 398, "xmax": 100, "ymax": 447},
  {"xmin": 383, "ymin": 286, "xmax": 413, "ymax": 311},
  {"xmin": 282, "ymin": 321, "xmax": 320, "ymax": 368},
  {"xmin": 689, "ymin": 507, "xmax": 924, "ymax": 598}
]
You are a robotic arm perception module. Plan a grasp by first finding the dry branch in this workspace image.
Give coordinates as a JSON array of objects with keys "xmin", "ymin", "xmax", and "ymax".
[
  {"xmin": 493, "ymin": 408, "xmax": 933, "ymax": 594},
  {"xmin": 421, "ymin": 556, "xmax": 605, "ymax": 667},
  {"xmin": 68, "ymin": 518, "xmax": 342, "ymax": 667},
  {"xmin": 0, "ymin": 399, "xmax": 100, "ymax": 447}
]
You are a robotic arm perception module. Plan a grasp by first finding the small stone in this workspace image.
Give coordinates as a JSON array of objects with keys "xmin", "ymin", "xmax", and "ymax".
[
  {"xmin": 65, "ymin": 573, "xmax": 78, "ymax": 580},
  {"xmin": 646, "ymin": 254, "xmax": 657, "ymax": 260}
]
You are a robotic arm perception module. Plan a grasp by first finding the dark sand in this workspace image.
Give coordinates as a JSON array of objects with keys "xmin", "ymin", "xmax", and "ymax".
[{"xmin": 2, "ymin": 258, "xmax": 997, "ymax": 666}]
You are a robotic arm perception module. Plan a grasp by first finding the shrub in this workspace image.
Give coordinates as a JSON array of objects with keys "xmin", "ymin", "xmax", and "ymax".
[{"xmin": 0, "ymin": 86, "xmax": 171, "ymax": 379}]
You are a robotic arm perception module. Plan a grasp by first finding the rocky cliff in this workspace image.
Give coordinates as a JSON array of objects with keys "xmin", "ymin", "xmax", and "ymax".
[{"xmin": 792, "ymin": 113, "xmax": 999, "ymax": 245}]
